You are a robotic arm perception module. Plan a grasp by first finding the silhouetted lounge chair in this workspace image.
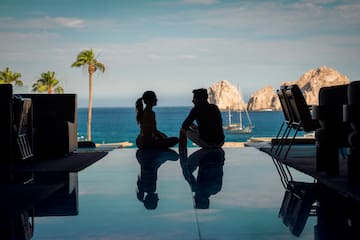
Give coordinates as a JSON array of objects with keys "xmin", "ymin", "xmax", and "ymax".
[
  {"xmin": 272, "ymin": 85, "xmax": 294, "ymax": 154},
  {"xmin": 344, "ymin": 81, "xmax": 360, "ymax": 182},
  {"xmin": 313, "ymin": 84, "xmax": 350, "ymax": 176},
  {"xmin": 274, "ymin": 84, "xmax": 319, "ymax": 160}
]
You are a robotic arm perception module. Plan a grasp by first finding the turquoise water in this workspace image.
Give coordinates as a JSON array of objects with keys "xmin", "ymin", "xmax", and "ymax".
[{"xmin": 78, "ymin": 107, "xmax": 285, "ymax": 145}]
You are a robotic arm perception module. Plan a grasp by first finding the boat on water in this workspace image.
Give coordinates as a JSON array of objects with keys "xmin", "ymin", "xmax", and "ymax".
[{"xmin": 224, "ymin": 108, "xmax": 254, "ymax": 134}]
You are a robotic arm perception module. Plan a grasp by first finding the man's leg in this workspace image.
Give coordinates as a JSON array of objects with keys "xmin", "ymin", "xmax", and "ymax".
[
  {"xmin": 179, "ymin": 128, "xmax": 188, "ymax": 148},
  {"xmin": 185, "ymin": 128, "xmax": 210, "ymax": 148},
  {"xmin": 187, "ymin": 129, "xmax": 223, "ymax": 148}
]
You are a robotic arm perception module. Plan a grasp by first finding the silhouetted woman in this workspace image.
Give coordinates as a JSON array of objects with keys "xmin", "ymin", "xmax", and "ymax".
[{"xmin": 135, "ymin": 91, "xmax": 179, "ymax": 149}]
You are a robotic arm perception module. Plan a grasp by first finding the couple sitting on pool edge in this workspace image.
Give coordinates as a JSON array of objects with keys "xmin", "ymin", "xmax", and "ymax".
[{"xmin": 135, "ymin": 88, "xmax": 225, "ymax": 149}]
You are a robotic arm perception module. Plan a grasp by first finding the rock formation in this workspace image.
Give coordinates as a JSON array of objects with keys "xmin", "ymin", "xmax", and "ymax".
[
  {"xmin": 282, "ymin": 65, "xmax": 350, "ymax": 105},
  {"xmin": 247, "ymin": 86, "xmax": 281, "ymax": 111},
  {"xmin": 247, "ymin": 66, "xmax": 350, "ymax": 111},
  {"xmin": 208, "ymin": 66, "xmax": 350, "ymax": 112},
  {"xmin": 208, "ymin": 80, "xmax": 246, "ymax": 111}
]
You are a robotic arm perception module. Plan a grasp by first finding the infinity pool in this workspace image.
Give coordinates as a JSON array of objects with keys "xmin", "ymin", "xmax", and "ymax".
[{"xmin": 31, "ymin": 147, "xmax": 315, "ymax": 239}]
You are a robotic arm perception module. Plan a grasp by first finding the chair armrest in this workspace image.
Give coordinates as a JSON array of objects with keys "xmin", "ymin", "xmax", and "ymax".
[
  {"xmin": 312, "ymin": 105, "xmax": 326, "ymax": 120},
  {"xmin": 343, "ymin": 104, "xmax": 360, "ymax": 123},
  {"xmin": 312, "ymin": 105, "xmax": 343, "ymax": 122}
]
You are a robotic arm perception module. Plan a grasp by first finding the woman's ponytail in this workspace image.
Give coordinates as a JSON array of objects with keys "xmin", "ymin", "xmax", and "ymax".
[
  {"xmin": 136, "ymin": 91, "xmax": 156, "ymax": 125},
  {"xmin": 135, "ymin": 97, "xmax": 144, "ymax": 124}
]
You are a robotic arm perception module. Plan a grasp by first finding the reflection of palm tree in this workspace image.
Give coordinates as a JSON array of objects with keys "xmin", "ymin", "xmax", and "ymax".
[
  {"xmin": 136, "ymin": 149, "xmax": 179, "ymax": 210},
  {"xmin": 71, "ymin": 49, "xmax": 105, "ymax": 141},
  {"xmin": 32, "ymin": 71, "xmax": 64, "ymax": 94},
  {"xmin": 180, "ymin": 148, "xmax": 225, "ymax": 209},
  {"xmin": 0, "ymin": 67, "xmax": 23, "ymax": 86}
]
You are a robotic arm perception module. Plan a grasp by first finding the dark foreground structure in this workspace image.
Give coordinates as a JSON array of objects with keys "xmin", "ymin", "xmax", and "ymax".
[
  {"xmin": 259, "ymin": 81, "xmax": 360, "ymax": 239},
  {"xmin": 0, "ymin": 84, "xmax": 107, "ymax": 239}
]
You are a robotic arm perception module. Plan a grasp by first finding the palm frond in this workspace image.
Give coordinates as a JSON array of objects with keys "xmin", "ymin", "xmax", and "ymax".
[
  {"xmin": 71, "ymin": 49, "xmax": 105, "ymax": 73},
  {"xmin": 0, "ymin": 67, "xmax": 23, "ymax": 86},
  {"xmin": 94, "ymin": 60, "xmax": 106, "ymax": 72},
  {"xmin": 55, "ymin": 86, "xmax": 64, "ymax": 93},
  {"xmin": 32, "ymin": 71, "xmax": 62, "ymax": 93}
]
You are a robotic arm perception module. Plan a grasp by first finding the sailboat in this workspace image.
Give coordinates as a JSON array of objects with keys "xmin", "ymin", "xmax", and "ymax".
[{"xmin": 224, "ymin": 107, "xmax": 254, "ymax": 134}]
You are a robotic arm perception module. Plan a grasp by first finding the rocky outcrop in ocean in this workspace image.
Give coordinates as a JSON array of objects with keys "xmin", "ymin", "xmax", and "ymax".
[
  {"xmin": 208, "ymin": 80, "xmax": 246, "ymax": 111},
  {"xmin": 282, "ymin": 65, "xmax": 350, "ymax": 105},
  {"xmin": 208, "ymin": 66, "xmax": 350, "ymax": 111},
  {"xmin": 247, "ymin": 86, "xmax": 281, "ymax": 111}
]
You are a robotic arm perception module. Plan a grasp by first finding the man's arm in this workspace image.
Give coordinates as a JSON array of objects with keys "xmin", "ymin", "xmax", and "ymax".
[{"xmin": 181, "ymin": 108, "xmax": 196, "ymax": 130}]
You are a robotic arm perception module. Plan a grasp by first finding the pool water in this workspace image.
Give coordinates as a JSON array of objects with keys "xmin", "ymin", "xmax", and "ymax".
[{"xmin": 33, "ymin": 147, "xmax": 316, "ymax": 239}]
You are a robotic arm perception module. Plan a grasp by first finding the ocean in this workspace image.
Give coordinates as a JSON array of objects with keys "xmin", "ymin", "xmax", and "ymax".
[{"xmin": 77, "ymin": 107, "xmax": 286, "ymax": 146}]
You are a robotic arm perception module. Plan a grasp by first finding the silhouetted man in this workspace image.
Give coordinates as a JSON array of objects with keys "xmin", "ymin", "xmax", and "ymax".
[{"xmin": 180, "ymin": 88, "xmax": 224, "ymax": 148}]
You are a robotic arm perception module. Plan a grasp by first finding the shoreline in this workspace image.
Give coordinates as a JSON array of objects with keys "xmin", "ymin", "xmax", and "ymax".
[
  {"xmin": 93, "ymin": 136, "xmax": 315, "ymax": 151},
  {"xmin": 93, "ymin": 137, "xmax": 276, "ymax": 151},
  {"xmin": 95, "ymin": 141, "xmax": 249, "ymax": 149}
]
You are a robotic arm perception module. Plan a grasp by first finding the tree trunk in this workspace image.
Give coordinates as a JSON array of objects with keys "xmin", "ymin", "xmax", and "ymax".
[{"xmin": 87, "ymin": 64, "xmax": 95, "ymax": 141}]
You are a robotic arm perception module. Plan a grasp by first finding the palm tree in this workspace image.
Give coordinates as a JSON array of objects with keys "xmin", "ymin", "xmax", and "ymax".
[
  {"xmin": 54, "ymin": 85, "xmax": 64, "ymax": 93},
  {"xmin": 0, "ymin": 67, "xmax": 23, "ymax": 86},
  {"xmin": 32, "ymin": 71, "xmax": 64, "ymax": 94},
  {"xmin": 71, "ymin": 49, "xmax": 105, "ymax": 141}
]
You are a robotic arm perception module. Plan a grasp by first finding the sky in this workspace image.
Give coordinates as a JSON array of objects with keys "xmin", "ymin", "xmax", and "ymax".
[{"xmin": 1, "ymin": 0, "xmax": 360, "ymax": 107}]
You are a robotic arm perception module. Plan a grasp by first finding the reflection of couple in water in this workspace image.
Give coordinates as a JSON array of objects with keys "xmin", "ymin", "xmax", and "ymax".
[
  {"xmin": 135, "ymin": 148, "xmax": 225, "ymax": 210},
  {"xmin": 180, "ymin": 148, "xmax": 225, "ymax": 209},
  {"xmin": 135, "ymin": 89, "xmax": 225, "ymax": 210},
  {"xmin": 136, "ymin": 149, "xmax": 179, "ymax": 210}
]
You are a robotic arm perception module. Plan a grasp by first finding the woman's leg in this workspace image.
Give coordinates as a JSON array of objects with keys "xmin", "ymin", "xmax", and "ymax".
[
  {"xmin": 158, "ymin": 137, "xmax": 179, "ymax": 148},
  {"xmin": 136, "ymin": 135, "xmax": 142, "ymax": 148}
]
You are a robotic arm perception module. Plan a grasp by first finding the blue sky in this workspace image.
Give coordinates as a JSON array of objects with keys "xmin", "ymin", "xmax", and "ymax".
[{"xmin": 1, "ymin": 0, "xmax": 359, "ymax": 107}]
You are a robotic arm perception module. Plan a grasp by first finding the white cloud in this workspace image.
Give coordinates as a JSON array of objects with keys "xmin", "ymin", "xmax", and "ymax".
[
  {"xmin": 179, "ymin": 54, "xmax": 197, "ymax": 60},
  {"xmin": 156, "ymin": 1, "xmax": 360, "ymax": 38},
  {"xmin": 300, "ymin": 0, "xmax": 337, "ymax": 4},
  {"xmin": 0, "ymin": 16, "xmax": 87, "ymax": 30},
  {"xmin": 181, "ymin": 0, "xmax": 219, "ymax": 4},
  {"xmin": 54, "ymin": 17, "xmax": 86, "ymax": 28}
]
